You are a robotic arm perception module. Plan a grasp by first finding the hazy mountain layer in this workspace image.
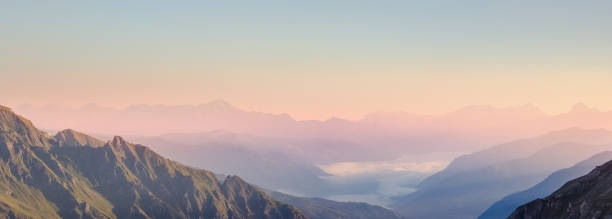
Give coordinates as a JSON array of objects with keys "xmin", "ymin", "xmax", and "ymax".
[
  {"xmin": 479, "ymin": 151, "xmax": 612, "ymax": 219},
  {"xmin": 508, "ymin": 157, "xmax": 612, "ymax": 219},
  {"xmin": 0, "ymin": 105, "xmax": 307, "ymax": 219},
  {"xmin": 15, "ymin": 101, "xmax": 612, "ymax": 207},
  {"xmin": 266, "ymin": 191, "xmax": 406, "ymax": 219},
  {"xmin": 15, "ymin": 101, "xmax": 612, "ymax": 161},
  {"xmin": 130, "ymin": 133, "xmax": 334, "ymax": 197},
  {"xmin": 129, "ymin": 133, "xmax": 434, "ymax": 205},
  {"xmin": 391, "ymin": 128, "xmax": 612, "ymax": 219}
]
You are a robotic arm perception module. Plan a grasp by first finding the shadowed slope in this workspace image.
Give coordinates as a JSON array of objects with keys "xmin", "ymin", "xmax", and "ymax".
[
  {"xmin": 508, "ymin": 157, "xmax": 612, "ymax": 219},
  {"xmin": 55, "ymin": 129, "xmax": 105, "ymax": 148},
  {"xmin": 0, "ymin": 105, "xmax": 308, "ymax": 219},
  {"xmin": 267, "ymin": 190, "xmax": 407, "ymax": 219},
  {"xmin": 479, "ymin": 151, "xmax": 612, "ymax": 219},
  {"xmin": 391, "ymin": 128, "xmax": 612, "ymax": 219}
]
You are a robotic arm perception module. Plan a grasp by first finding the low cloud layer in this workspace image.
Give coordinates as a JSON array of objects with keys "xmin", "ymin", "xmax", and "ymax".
[{"xmin": 318, "ymin": 153, "xmax": 458, "ymax": 176}]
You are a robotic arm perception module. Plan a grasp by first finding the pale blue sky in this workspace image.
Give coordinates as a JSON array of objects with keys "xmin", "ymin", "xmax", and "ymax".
[{"xmin": 1, "ymin": 1, "xmax": 611, "ymax": 119}]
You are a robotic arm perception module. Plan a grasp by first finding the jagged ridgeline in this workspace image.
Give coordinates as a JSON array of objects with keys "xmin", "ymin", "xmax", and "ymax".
[
  {"xmin": 508, "ymin": 158, "xmax": 612, "ymax": 219},
  {"xmin": 0, "ymin": 105, "xmax": 308, "ymax": 219}
]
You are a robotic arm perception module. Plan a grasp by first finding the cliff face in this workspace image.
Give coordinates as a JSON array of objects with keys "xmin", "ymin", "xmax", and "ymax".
[
  {"xmin": 508, "ymin": 158, "xmax": 612, "ymax": 219},
  {"xmin": 0, "ymin": 105, "xmax": 308, "ymax": 219}
]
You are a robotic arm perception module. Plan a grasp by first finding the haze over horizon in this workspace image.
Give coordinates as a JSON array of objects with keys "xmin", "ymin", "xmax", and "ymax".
[
  {"xmin": 2, "ymin": 1, "xmax": 612, "ymax": 218},
  {"xmin": 2, "ymin": 1, "xmax": 612, "ymax": 120},
  {"xmin": 6, "ymin": 100, "xmax": 610, "ymax": 121}
]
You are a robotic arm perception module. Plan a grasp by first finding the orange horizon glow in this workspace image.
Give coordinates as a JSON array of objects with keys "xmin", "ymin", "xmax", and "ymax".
[
  {"xmin": 1, "ymin": 1, "xmax": 611, "ymax": 120},
  {"xmin": 6, "ymin": 100, "xmax": 611, "ymax": 122}
]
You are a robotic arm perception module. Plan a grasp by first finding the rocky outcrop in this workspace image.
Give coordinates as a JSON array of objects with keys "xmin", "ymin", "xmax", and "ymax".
[{"xmin": 54, "ymin": 129, "xmax": 105, "ymax": 147}]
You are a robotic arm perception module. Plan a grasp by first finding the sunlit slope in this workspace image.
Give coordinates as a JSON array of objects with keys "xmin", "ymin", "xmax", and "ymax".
[{"xmin": 0, "ymin": 105, "xmax": 307, "ymax": 219}]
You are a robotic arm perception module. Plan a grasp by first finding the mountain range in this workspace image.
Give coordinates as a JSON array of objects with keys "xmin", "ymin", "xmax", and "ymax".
[
  {"xmin": 127, "ymin": 132, "xmax": 435, "ymax": 206},
  {"xmin": 130, "ymin": 133, "xmax": 334, "ymax": 197},
  {"xmin": 508, "ymin": 155, "xmax": 612, "ymax": 218},
  {"xmin": 0, "ymin": 105, "xmax": 307, "ymax": 218},
  {"xmin": 391, "ymin": 128, "xmax": 612, "ymax": 219},
  {"xmin": 14, "ymin": 101, "xmax": 612, "ymax": 208},
  {"xmin": 8, "ymin": 101, "xmax": 612, "ymax": 218},
  {"xmin": 479, "ymin": 151, "xmax": 612, "ymax": 219},
  {"xmin": 15, "ymin": 101, "xmax": 612, "ymax": 160}
]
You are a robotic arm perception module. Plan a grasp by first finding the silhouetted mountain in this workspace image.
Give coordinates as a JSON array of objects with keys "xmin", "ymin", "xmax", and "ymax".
[
  {"xmin": 391, "ymin": 128, "xmax": 612, "ymax": 219},
  {"xmin": 0, "ymin": 105, "xmax": 307, "ymax": 218},
  {"xmin": 479, "ymin": 151, "xmax": 612, "ymax": 219},
  {"xmin": 508, "ymin": 156, "xmax": 612, "ymax": 219},
  {"xmin": 266, "ymin": 190, "xmax": 406, "ymax": 219}
]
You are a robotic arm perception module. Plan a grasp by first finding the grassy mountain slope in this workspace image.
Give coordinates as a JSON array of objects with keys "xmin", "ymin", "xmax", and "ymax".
[{"xmin": 0, "ymin": 105, "xmax": 307, "ymax": 219}]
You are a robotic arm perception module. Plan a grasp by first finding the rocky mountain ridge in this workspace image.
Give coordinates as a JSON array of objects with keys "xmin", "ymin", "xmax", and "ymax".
[
  {"xmin": 508, "ymin": 156, "xmax": 612, "ymax": 219},
  {"xmin": 0, "ymin": 105, "xmax": 307, "ymax": 219}
]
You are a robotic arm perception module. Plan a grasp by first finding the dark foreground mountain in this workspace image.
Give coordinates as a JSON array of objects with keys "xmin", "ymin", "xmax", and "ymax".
[
  {"xmin": 266, "ymin": 190, "xmax": 406, "ymax": 219},
  {"xmin": 508, "ymin": 157, "xmax": 612, "ymax": 219},
  {"xmin": 479, "ymin": 151, "xmax": 612, "ymax": 219},
  {"xmin": 391, "ymin": 128, "xmax": 612, "ymax": 219},
  {"xmin": 0, "ymin": 105, "xmax": 307, "ymax": 218}
]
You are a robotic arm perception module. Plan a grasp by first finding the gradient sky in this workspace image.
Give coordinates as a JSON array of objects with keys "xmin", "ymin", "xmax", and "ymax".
[{"xmin": 1, "ymin": 1, "xmax": 611, "ymax": 120}]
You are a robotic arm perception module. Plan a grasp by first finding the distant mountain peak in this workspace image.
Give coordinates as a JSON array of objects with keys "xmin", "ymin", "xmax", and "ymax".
[
  {"xmin": 203, "ymin": 99, "xmax": 239, "ymax": 111},
  {"xmin": 208, "ymin": 99, "xmax": 232, "ymax": 105},
  {"xmin": 80, "ymin": 103, "xmax": 109, "ymax": 110},
  {"xmin": 55, "ymin": 129, "xmax": 105, "ymax": 147},
  {"xmin": 516, "ymin": 103, "xmax": 544, "ymax": 113},
  {"xmin": 110, "ymin": 136, "xmax": 129, "ymax": 147},
  {"xmin": 452, "ymin": 104, "xmax": 545, "ymax": 115},
  {"xmin": 325, "ymin": 117, "xmax": 350, "ymax": 123},
  {"xmin": 542, "ymin": 127, "xmax": 612, "ymax": 139},
  {"xmin": 570, "ymin": 103, "xmax": 597, "ymax": 113}
]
